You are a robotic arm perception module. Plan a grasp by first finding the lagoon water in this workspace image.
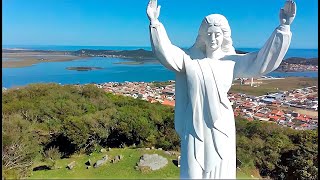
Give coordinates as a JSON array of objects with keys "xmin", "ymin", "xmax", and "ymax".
[
  {"xmin": 3, "ymin": 58, "xmax": 175, "ymax": 88},
  {"xmin": 2, "ymin": 46, "xmax": 318, "ymax": 88}
]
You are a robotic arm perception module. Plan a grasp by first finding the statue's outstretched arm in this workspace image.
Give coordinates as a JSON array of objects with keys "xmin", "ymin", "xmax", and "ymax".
[
  {"xmin": 147, "ymin": 0, "xmax": 188, "ymax": 73},
  {"xmin": 229, "ymin": 0, "xmax": 296, "ymax": 78}
]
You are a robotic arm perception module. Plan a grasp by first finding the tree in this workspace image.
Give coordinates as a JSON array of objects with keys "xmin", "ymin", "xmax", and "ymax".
[{"xmin": 2, "ymin": 114, "xmax": 40, "ymax": 179}]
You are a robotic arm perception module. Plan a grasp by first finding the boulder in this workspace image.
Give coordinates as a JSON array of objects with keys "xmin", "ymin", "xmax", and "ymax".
[
  {"xmin": 114, "ymin": 155, "xmax": 120, "ymax": 161},
  {"xmin": 85, "ymin": 159, "xmax": 91, "ymax": 166},
  {"xmin": 66, "ymin": 161, "xmax": 76, "ymax": 170},
  {"xmin": 33, "ymin": 165, "xmax": 51, "ymax": 171},
  {"xmin": 102, "ymin": 155, "xmax": 108, "ymax": 160},
  {"xmin": 137, "ymin": 154, "xmax": 168, "ymax": 171},
  {"xmin": 93, "ymin": 155, "xmax": 108, "ymax": 168},
  {"xmin": 111, "ymin": 155, "xmax": 122, "ymax": 163},
  {"xmin": 94, "ymin": 160, "xmax": 105, "ymax": 168},
  {"xmin": 119, "ymin": 155, "xmax": 123, "ymax": 160},
  {"xmin": 100, "ymin": 148, "xmax": 107, "ymax": 153}
]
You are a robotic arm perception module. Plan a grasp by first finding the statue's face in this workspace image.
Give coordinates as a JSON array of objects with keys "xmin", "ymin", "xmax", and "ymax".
[{"xmin": 203, "ymin": 26, "xmax": 223, "ymax": 51}]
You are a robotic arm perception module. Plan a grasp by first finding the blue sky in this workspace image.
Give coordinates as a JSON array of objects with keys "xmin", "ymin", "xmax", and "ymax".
[{"xmin": 3, "ymin": 0, "xmax": 318, "ymax": 49}]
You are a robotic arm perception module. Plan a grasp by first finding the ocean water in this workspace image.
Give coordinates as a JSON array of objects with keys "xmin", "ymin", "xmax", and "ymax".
[{"xmin": 2, "ymin": 46, "xmax": 318, "ymax": 88}]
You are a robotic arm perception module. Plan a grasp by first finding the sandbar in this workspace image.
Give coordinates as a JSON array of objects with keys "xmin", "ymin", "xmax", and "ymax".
[
  {"xmin": 2, "ymin": 51, "xmax": 83, "ymax": 68},
  {"xmin": 66, "ymin": 66, "xmax": 104, "ymax": 71}
]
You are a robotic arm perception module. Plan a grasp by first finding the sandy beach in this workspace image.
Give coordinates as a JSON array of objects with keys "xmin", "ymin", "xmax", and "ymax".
[{"xmin": 2, "ymin": 51, "xmax": 82, "ymax": 68}]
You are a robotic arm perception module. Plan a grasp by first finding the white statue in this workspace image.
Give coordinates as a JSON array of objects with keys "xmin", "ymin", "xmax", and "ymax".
[{"xmin": 147, "ymin": 0, "xmax": 296, "ymax": 179}]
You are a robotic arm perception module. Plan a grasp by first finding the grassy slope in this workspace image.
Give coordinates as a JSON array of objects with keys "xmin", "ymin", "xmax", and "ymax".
[
  {"xmin": 230, "ymin": 77, "xmax": 318, "ymax": 96},
  {"xmin": 28, "ymin": 148, "xmax": 259, "ymax": 179},
  {"xmin": 29, "ymin": 148, "xmax": 180, "ymax": 179}
]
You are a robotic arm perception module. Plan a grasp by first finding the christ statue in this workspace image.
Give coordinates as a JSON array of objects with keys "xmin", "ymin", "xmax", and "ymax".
[{"xmin": 147, "ymin": 0, "xmax": 296, "ymax": 179}]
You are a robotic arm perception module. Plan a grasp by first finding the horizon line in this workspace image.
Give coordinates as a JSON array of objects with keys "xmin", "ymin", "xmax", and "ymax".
[{"xmin": 2, "ymin": 44, "xmax": 318, "ymax": 50}]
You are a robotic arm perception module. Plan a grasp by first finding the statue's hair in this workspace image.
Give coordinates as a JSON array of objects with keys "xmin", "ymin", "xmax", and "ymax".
[{"xmin": 189, "ymin": 14, "xmax": 236, "ymax": 57}]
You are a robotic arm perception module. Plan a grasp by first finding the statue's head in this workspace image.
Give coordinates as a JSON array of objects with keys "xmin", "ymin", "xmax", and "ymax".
[{"xmin": 191, "ymin": 14, "xmax": 235, "ymax": 57}]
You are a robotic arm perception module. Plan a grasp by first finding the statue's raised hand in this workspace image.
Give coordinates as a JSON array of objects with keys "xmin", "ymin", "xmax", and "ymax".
[
  {"xmin": 147, "ymin": 0, "xmax": 161, "ymax": 24},
  {"xmin": 279, "ymin": 0, "xmax": 296, "ymax": 25}
]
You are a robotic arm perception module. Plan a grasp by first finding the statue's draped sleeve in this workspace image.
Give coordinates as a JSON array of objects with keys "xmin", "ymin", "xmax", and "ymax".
[
  {"xmin": 149, "ymin": 21, "xmax": 189, "ymax": 73},
  {"xmin": 227, "ymin": 25, "xmax": 292, "ymax": 78},
  {"xmin": 149, "ymin": 21, "xmax": 190, "ymax": 139}
]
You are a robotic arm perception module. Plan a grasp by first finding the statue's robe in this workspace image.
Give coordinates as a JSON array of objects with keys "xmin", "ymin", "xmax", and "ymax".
[{"xmin": 149, "ymin": 21, "xmax": 291, "ymax": 179}]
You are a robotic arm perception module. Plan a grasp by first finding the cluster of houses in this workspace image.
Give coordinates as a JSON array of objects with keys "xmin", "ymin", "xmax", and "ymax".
[
  {"xmin": 230, "ymin": 87, "xmax": 318, "ymax": 130},
  {"xmin": 94, "ymin": 81, "xmax": 318, "ymax": 131},
  {"xmin": 278, "ymin": 62, "xmax": 318, "ymax": 72},
  {"xmin": 95, "ymin": 81, "xmax": 176, "ymax": 106}
]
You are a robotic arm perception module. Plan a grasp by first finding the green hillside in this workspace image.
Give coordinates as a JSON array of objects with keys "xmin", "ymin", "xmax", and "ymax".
[{"xmin": 2, "ymin": 83, "xmax": 317, "ymax": 179}]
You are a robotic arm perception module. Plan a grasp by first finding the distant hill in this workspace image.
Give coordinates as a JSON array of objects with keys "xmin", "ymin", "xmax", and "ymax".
[
  {"xmin": 71, "ymin": 49, "xmax": 248, "ymax": 59},
  {"xmin": 72, "ymin": 49, "xmax": 155, "ymax": 59},
  {"xmin": 71, "ymin": 49, "xmax": 317, "ymax": 66},
  {"xmin": 3, "ymin": 48, "xmax": 317, "ymax": 66},
  {"xmin": 283, "ymin": 57, "xmax": 318, "ymax": 65}
]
